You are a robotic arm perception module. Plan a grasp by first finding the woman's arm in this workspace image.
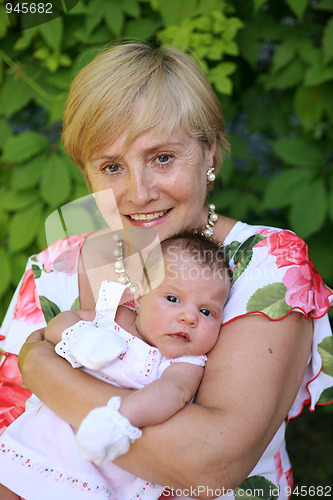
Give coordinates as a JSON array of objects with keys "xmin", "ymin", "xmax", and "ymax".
[{"xmin": 19, "ymin": 313, "xmax": 313, "ymax": 495}]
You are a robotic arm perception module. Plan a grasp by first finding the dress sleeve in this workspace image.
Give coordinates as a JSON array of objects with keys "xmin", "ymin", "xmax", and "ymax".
[{"xmin": 221, "ymin": 227, "xmax": 333, "ymax": 418}]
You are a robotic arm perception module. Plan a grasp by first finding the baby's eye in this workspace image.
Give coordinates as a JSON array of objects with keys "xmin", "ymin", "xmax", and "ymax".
[
  {"xmin": 200, "ymin": 308, "xmax": 212, "ymax": 317},
  {"xmin": 166, "ymin": 295, "xmax": 179, "ymax": 303}
]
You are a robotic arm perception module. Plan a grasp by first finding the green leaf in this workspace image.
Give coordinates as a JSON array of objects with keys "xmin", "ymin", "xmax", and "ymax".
[
  {"xmin": 297, "ymin": 39, "xmax": 322, "ymax": 66},
  {"xmin": 318, "ymin": 386, "xmax": 333, "ymax": 404},
  {"xmin": 0, "ymin": 74, "xmax": 34, "ymax": 116},
  {"xmin": 40, "ymin": 154, "xmax": 71, "ymax": 207},
  {"xmin": 246, "ymin": 283, "xmax": 292, "ymax": 319},
  {"xmin": 13, "ymin": 26, "xmax": 38, "ymax": 50},
  {"xmin": 270, "ymin": 137, "xmax": 326, "ymax": 168},
  {"xmin": 323, "ymin": 18, "xmax": 333, "ymax": 63},
  {"xmin": 32, "ymin": 264, "xmax": 42, "ymax": 279},
  {"xmin": 39, "ymin": 296, "xmax": 61, "ymax": 323},
  {"xmin": 0, "ymin": 189, "xmax": 40, "ymax": 211},
  {"xmin": 272, "ymin": 39, "xmax": 297, "ymax": 73},
  {"xmin": 285, "ymin": 0, "xmax": 308, "ymax": 22},
  {"xmin": 0, "ymin": 248, "xmax": 11, "ymax": 297},
  {"xmin": 125, "ymin": 18, "xmax": 160, "ymax": 39},
  {"xmin": 209, "ymin": 62, "xmax": 236, "ymax": 95},
  {"xmin": 262, "ymin": 59, "xmax": 304, "ymax": 89},
  {"xmin": 290, "ymin": 179, "xmax": 327, "ymax": 238},
  {"xmin": 104, "ymin": 0, "xmax": 124, "ymax": 36},
  {"xmin": 305, "ymin": 64, "xmax": 333, "ymax": 86},
  {"xmin": 10, "ymin": 154, "xmax": 45, "ymax": 191},
  {"xmin": 2, "ymin": 132, "xmax": 49, "ymax": 163},
  {"xmin": 158, "ymin": 0, "xmax": 197, "ymax": 26},
  {"xmin": 85, "ymin": 0, "xmax": 104, "ymax": 33},
  {"xmin": 71, "ymin": 296, "xmax": 80, "ymax": 310},
  {"xmin": 235, "ymin": 475, "xmax": 280, "ymax": 500},
  {"xmin": 294, "ymin": 86, "xmax": 324, "ymax": 125},
  {"xmin": 8, "ymin": 203, "xmax": 43, "ymax": 253},
  {"xmin": 318, "ymin": 336, "xmax": 333, "ymax": 376},
  {"xmin": 263, "ymin": 170, "xmax": 314, "ymax": 208},
  {"xmin": 233, "ymin": 235, "xmax": 266, "ymax": 282},
  {"xmin": 123, "ymin": 0, "xmax": 140, "ymax": 18},
  {"xmin": 222, "ymin": 240, "xmax": 241, "ymax": 263},
  {"xmin": 38, "ymin": 16, "xmax": 64, "ymax": 51},
  {"xmin": 0, "ymin": 119, "xmax": 12, "ymax": 144}
]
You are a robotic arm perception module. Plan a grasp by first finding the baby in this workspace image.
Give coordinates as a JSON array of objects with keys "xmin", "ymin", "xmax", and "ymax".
[{"xmin": 0, "ymin": 231, "xmax": 230, "ymax": 500}]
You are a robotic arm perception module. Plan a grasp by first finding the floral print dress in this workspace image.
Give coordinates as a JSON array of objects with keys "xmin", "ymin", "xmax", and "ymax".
[{"xmin": 0, "ymin": 221, "xmax": 332, "ymax": 500}]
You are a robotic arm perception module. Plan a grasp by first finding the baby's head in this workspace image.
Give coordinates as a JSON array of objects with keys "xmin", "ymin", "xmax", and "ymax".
[{"xmin": 134, "ymin": 231, "xmax": 230, "ymax": 359}]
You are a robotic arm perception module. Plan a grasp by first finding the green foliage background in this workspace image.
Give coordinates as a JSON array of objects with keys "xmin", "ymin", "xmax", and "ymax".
[{"xmin": 0, "ymin": 0, "xmax": 332, "ymax": 490}]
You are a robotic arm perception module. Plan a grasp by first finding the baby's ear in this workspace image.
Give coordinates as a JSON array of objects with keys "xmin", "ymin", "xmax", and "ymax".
[{"xmin": 134, "ymin": 281, "xmax": 144, "ymax": 310}]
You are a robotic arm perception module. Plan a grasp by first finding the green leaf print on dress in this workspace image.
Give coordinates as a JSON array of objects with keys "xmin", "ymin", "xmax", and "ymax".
[
  {"xmin": 246, "ymin": 283, "xmax": 292, "ymax": 319},
  {"xmin": 318, "ymin": 336, "xmax": 333, "ymax": 377},
  {"xmin": 222, "ymin": 240, "xmax": 240, "ymax": 263},
  {"xmin": 39, "ymin": 296, "xmax": 61, "ymax": 323},
  {"xmin": 235, "ymin": 475, "xmax": 279, "ymax": 500},
  {"xmin": 223, "ymin": 235, "xmax": 266, "ymax": 283}
]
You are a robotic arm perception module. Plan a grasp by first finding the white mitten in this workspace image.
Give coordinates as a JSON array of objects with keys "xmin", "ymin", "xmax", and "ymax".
[
  {"xmin": 56, "ymin": 323, "xmax": 127, "ymax": 370},
  {"xmin": 76, "ymin": 396, "xmax": 142, "ymax": 465}
]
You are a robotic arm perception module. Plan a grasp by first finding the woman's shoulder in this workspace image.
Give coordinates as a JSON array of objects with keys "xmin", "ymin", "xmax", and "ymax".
[{"xmin": 222, "ymin": 220, "xmax": 332, "ymax": 322}]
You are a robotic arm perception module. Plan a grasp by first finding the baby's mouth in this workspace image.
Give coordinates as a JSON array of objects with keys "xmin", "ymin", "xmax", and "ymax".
[{"xmin": 168, "ymin": 332, "xmax": 190, "ymax": 342}]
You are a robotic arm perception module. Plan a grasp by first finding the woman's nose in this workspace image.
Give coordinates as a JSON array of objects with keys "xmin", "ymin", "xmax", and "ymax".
[{"xmin": 127, "ymin": 168, "xmax": 157, "ymax": 206}]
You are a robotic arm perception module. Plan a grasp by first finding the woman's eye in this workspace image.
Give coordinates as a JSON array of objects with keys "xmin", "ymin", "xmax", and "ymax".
[
  {"xmin": 166, "ymin": 295, "xmax": 179, "ymax": 303},
  {"xmin": 200, "ymin": 308, "xmax": 212, "ymax": 317},
  {"xmin": 103, "ymin": 164, "xmax": 120, "ymax": 174},
  {"xmin": 156, "ymin": 154, "xmax": 172, "ymax": 165}
]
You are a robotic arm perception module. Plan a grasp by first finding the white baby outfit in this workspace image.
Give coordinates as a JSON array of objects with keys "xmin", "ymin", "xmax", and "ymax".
[{"xmin": 0, "ymin": 281, "xmax": 206, "ymax": 500}]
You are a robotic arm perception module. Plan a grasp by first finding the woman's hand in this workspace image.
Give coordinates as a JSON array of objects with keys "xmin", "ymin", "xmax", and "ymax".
[{"xmin": 17, "ymin": 328, "xmax": 49, "ymax": 375}]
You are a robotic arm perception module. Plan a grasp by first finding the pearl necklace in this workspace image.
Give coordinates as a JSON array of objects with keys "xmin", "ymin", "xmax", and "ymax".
[{"xmin": 113, "ymin": 204, "xmax": 218, "ymax": 293}]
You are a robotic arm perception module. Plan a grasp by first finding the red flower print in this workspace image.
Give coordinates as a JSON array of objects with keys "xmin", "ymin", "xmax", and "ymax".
[
  {"xmin": 13, "ymin": 268, "xmax": 44, "ymax": 325},
  {"xmin": 255, "ymin": 230, "xmax": 309, "ymax": 268},
  {"xmin": 283, "ymin": 264, "xmax": 331, "ymax": 318},
  {"xmin": 0, "ymin": 352, "xmax": 32, "ymax": 435},
  {"xmin": 37, "ymin": 234, "xmax": 86, "ymax": 275},
  {"xmin": 255, "ymin": 229, "xmax": 331, "ymax": 318}
]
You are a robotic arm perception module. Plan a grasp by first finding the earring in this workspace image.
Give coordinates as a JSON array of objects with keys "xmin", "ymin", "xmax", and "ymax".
[{"xmin": 207, "ymin": 167, "xmax": 216, "ymax": 183}]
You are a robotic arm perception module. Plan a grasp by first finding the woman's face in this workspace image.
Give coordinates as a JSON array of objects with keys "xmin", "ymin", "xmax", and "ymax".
[{"xmin": 84, "ymin": 124, "xmax": 216, "ymax": 242}]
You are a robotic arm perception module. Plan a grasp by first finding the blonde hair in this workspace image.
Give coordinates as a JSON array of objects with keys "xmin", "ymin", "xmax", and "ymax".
[{"xmin": 62, "ymin": 42, "xmax": 228, "ymax": 172}]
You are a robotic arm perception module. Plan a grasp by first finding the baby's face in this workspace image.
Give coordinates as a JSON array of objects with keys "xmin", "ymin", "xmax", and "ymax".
[{"xmin": 135, "ymin": 255, "xmax": 229, "ymax": 359}]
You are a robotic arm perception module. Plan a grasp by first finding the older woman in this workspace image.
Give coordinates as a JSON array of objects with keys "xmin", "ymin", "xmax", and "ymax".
[{"xmin": 0, "ymin": 42, "xmax": 332, "ymax": 500}]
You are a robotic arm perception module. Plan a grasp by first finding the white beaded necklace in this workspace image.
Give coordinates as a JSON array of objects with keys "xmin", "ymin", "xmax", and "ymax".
[{"xmin": 113, "ymin": 204, "xmax": 218, "ymax": 294}]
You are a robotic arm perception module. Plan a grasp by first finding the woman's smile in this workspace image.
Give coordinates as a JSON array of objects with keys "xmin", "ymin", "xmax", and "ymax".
[{"xmin": 126, "ymin": 209, "xmax": 171, "ymax": 223}]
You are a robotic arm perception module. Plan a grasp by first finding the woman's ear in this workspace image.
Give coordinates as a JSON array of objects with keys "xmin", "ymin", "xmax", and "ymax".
[{"xmin": 206, "ymin": 139, "xmax": 217, "ymax": 167}]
